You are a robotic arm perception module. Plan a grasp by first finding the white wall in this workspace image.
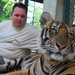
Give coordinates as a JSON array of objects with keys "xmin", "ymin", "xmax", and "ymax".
[{"xmin": 43, "ymin": 0, "xmax": 64, "ymax": 22}]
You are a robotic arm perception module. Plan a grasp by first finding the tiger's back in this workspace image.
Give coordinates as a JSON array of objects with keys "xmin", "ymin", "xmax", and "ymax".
[{"xmin": 50, "ymin": 60, "xmax": 75, "ymax": 75}]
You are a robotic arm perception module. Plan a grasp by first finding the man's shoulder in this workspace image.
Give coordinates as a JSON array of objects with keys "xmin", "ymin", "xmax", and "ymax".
[
  {"xmin": 0, "ymin": 20, "xmax": 12, "ymax": 26},
  {"xmin": 25, "ymin": 23, "xmax": 39, "ymax": 34}
]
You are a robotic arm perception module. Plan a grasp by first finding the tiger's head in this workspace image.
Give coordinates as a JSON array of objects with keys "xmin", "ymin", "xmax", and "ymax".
[{"xmin": 39, "ymin": 19, "xmax": 75, "ymax": 61}]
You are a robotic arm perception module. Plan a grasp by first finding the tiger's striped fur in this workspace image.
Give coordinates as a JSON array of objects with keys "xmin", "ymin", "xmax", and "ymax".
[
  {"xmin": 1, "ymin": 19, "xmax": 75, "ymax": 75},
  {"xmin": 4, "ymin": 53, "xmax": 75, "ymax": 75},
  {"xmin": 0, "ymin": 57, "xmax": 23, "ymax": 73}
]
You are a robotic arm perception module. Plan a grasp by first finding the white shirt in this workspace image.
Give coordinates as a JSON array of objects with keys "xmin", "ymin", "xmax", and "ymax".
[{"xmin": 0, "ymin": 20, "xmax": 39, "ymax": 59}]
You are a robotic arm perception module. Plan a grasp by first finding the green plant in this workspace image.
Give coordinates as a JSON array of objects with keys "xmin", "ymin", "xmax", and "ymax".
[
  {"xmin": 0, "ymin": 0, "xmax": 12, "ymax": 22},
  {"xmin": 32, "ymin": 6, "xmax": 42, "ymax": 29}
]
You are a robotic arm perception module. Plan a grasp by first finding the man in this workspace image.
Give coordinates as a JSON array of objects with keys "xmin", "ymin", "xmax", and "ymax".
[{"xmin": 0, "ymin": 3, "xmax": 39, "ymax": 59}]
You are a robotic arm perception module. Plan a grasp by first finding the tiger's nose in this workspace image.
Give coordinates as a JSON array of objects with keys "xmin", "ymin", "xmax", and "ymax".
[{"xmin": 56, "ymin": 43, "xmax": 66, "ymax": 50}]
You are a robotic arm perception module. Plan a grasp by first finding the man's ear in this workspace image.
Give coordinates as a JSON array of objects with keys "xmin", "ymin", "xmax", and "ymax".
[
  {"xmin": 10, "ymin": 12, "xmax": 12, "ymax": 17},
  {"xmin": 10, "ymin": 13, "xmax": 12, "ymax": 19}
]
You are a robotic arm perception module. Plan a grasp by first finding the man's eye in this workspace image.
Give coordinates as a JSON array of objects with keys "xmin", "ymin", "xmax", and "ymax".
[
  {"xmin": 15, "ymin": 14, "xmax": 19, "ymax": 17},
  {"xmin": 21, "ymin": 15, "xmax": 25, "ymax": 18}
]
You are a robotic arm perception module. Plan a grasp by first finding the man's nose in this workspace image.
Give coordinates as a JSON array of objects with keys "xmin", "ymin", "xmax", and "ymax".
[{"xmin": 18, "ymin": 16, "xmax": 21, "ymax": 20}]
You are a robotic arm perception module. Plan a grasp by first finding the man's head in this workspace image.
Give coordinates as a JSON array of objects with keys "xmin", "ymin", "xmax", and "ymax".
[{"xmin": 10, "ymin": 3, "xmax": 27, "ymax": 28}]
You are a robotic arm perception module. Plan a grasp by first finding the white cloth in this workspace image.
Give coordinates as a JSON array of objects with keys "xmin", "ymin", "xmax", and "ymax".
[{"xmin": 0, "ymin": 20, "xmax": 39, "ymax": 59}]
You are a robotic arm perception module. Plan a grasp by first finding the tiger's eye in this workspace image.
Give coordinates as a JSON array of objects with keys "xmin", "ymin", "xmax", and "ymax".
[
  {"xmin": 51, "ymin": 28, "xmax": 57, "ymax": 34},
  {"xmin": 68, "ymin": 33, "xmax": 74, "ymax": 38}
]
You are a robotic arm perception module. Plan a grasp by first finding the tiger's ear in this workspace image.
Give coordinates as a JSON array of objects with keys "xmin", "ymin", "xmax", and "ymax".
[
  {"xmin": 44, "ymin": 19, "xmax": 54, "ymax": 28},
  {"xmin": 40, "ymin": 12, "xmax": 53, "ymax": 28}
]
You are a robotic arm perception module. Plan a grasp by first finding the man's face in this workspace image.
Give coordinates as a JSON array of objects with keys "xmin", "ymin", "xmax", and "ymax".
[{"xmin": 10, "ymin": 7, "xmax": 27, "ymax": 27}]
